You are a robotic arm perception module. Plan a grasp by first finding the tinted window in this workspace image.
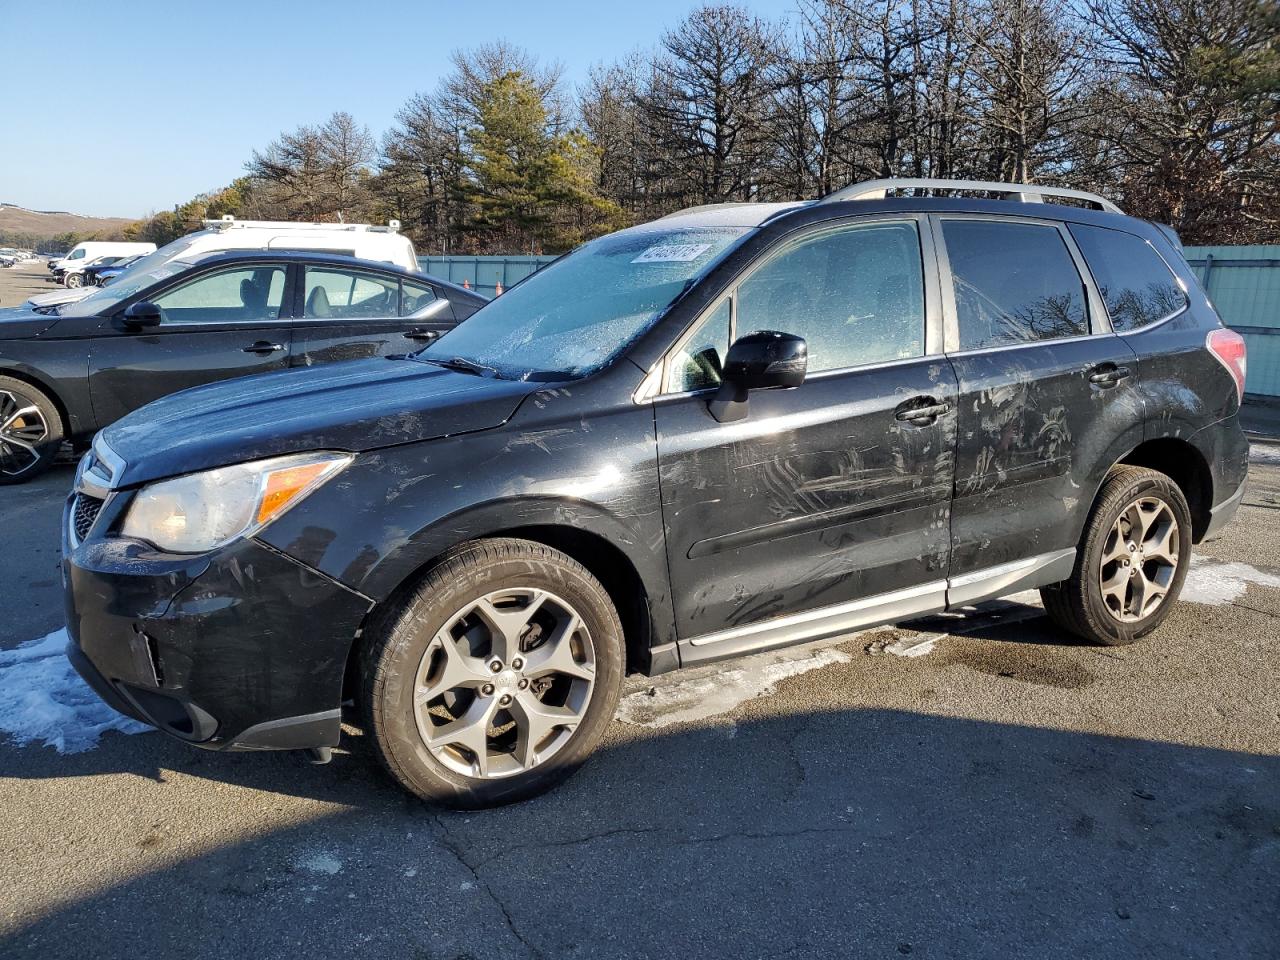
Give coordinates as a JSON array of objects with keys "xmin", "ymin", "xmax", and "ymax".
[
  {"xmin": 401, "ymin": 279, "xmax": 438, "ymax": 317},
  {"xmin": 667, "ymin": 298, "xmax": 730, "ymax": 393},
  {"xmin": 735, "ymin": 220, "xmax": 925, "ymax": 373},
  {"xmin": 304, "ymin": 268, "xmax": 398, "ymax": 319},
  {"xmin": 942, "ymin": 220, "xmax": 1087, "ymax": 350},
  {"xmin": 152, "ymin": 266, "xmax": 286, "ymax": 325},
  {"xmin": 1069, "ymin": 224, "xmax": 1186, "ymax": 331}
]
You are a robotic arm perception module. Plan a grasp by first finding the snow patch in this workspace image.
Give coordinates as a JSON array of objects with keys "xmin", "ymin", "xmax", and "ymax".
[
  {"xmin": 295, "ymin": 852, "xmax": 343, "ymax": 876},
  {"xmin": 1182, "ymin": 558, "xmax": 1280, "ymax": 606},
  {"xmin": 0, "ymin": 629, "xmax": 149, "ymax": 753},
  {"xmin": 1250, "ymin": 443, "xmax": 1280, "ymax": 465},
  {"xmin": 616, "ymin": 646, "xmax": 852, "ymax": 729}
]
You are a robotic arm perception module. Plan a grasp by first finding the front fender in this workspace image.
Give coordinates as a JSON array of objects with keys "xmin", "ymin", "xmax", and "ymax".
[{"xmin": 258, "ymin": 395, "xmax": 677, "ymax": 652}]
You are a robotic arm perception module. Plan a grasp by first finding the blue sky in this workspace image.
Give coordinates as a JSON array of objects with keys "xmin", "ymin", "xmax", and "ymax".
[{"xmin": 1, "ymin": 0, "xmax": 797, "ymax": 218}]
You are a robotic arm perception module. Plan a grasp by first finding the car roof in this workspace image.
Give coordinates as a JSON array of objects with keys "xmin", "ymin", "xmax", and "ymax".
[{"xmin": 181, "ymin": 249, "xmax": 484, "ymax": 300}]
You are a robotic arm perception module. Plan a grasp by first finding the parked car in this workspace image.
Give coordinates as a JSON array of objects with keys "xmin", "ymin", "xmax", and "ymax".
[
  {"xmin": 48, "ymin": 242, "xmax": 156, "ymax": 287},
  {"xmin": 84, "ymin": 255, "xmax": 142, "ymax": 286},
  {"xmin": 0, "ymin": 250, "xmax": 484, "ymax": 481},
  {"xmin": 52, "ymin": 254, "xmax": 130, "ymax": 287},
  {"xmin": 28, "ymin": 217, "xmax": 418, "ymax": 310},
  {"xmin": 63, "ymin": 178, "xmax": 1247, "ymax": 807}
]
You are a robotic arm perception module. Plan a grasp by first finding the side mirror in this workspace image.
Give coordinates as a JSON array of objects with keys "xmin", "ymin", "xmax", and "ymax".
[
  {"xmin": 122, "ymin": 300, "xmax": 162, "ymax": 329},
  {"xmin": 708, "ymin": 330, "xmax": 807, "ymax": 423}
]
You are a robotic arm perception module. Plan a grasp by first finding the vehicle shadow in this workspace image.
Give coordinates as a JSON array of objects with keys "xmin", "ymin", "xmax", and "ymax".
[{"xmin": 5, "ymin": 705, "xmax": 1278, "ymax": 959}]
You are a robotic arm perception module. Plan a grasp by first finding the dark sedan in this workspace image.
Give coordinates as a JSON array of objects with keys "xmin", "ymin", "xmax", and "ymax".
[{"xmin": 0, "ymin": 250, "xmax": 485, "ymax": 482}]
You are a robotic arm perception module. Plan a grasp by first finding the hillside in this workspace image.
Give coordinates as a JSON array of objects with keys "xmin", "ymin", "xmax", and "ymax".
[{"xmin": 0, "ymin": 203, "xmax": 134, "ymax": 239}]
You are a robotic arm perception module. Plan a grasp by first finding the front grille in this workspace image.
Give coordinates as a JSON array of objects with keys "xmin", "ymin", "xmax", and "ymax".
[{"xmin": 72, "ymin": 493, "xmax": 105, "ymax": 543}]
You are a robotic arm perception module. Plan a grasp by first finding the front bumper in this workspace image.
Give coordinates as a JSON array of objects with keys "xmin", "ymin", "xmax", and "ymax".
[{"xmin": 63, "ymin": 501, "xmax": 372, "ymax": 751}]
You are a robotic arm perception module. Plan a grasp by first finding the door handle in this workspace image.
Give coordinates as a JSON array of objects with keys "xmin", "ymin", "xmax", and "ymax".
[
  {"xmin": 404, "ymin": 328, "xmax": 439, "ymax": 342},
  {"xmin": 894, "ymin": 399, "xmax": 951, "ymax": 424},
  {"xmin": 242, "ymin": 341, "xmax": 285, "ymax": 355},
  {"xmin": 1089, "ymin": 364, "xmax": 1131, "ymax": 387}
]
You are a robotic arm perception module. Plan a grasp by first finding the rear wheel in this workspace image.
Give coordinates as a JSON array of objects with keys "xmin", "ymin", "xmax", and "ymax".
[
  {"xmin": 360, "ymin": 538, "xmax": 623, "ymax": 807},
  {"xmin": 0, "ymin": 377, "xmax": 63, "ymax": 484},
  {"xmin": 1041, "ymin": 466, "xmax": 1191, "ymax": 645}
]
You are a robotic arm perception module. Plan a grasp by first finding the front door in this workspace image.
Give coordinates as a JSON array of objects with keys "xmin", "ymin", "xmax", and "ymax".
[
  {"xmin": 935, "ymin": 215, "xmax": 1143, "ymax": 590},
  {"xmin": 655, "ymin": 216, "xmax": 958, "ymax": 660},
  {"xmin": 87, "ymin": 263, "xmax": 293, "ymax": 427},
  {"xmin": 293, "ymin": 267, "xmax": 455, "ymax": 365}
]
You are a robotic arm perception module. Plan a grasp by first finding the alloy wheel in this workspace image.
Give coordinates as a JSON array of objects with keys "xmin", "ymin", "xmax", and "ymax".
[
  {"xmin": 1098, "ymin": 496, "xmax": 1180, "ymax": 623},
  {"xmin": 0, "ymin": 391, "xmax": 49, "ymax": 478},
  {"xmin": 413, "ymin": 587, "xmax": 596, "ymax": 779}
]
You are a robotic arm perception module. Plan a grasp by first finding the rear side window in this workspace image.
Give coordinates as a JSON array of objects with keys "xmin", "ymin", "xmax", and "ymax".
[
  {"xmin": 1069, "ymin": 224, "xmax": 1186, "ymax": 331},
  {"xmin": 734, "ymin": 220, "xmax": 926, "ymax": 373},
  {"xmin": 304, "ymin": 268, "xmax": 398, "ymax": 319},
  {"xmin": 400, "ymin": 279, "xmax": 437, "ymax": 316},
  {"xmin": 942, "ymin": 220, "xmax": 1088, "ymax": 350}
]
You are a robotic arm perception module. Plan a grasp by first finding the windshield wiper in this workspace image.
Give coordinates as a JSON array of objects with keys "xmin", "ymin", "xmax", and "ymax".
[{"xmin": 423, "ymin": 356, "xmax": 501, "ymax": 378}]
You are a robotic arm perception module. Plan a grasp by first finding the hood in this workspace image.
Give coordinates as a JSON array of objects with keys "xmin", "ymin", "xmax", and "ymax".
[
  {"xmin": 0, "ymin": 306, "xmax": 59, "ymax": 339},
  {"xmin": 101, "ymin": 357, "xmax": 540, "ymax": 486},
  {"xmin": 27, "ymin": 287, "xmax": 92, "ymax": 308}
]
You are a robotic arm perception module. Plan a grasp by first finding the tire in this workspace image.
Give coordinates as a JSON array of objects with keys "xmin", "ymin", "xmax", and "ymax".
[
  {"xmin": 360, "ymin": 538, "xmax": 624, "ymax": 807},
  {"xmin": 64, "ymin": 272, "xmax": 83, "ymax": 288},
  {"xmin": 1041, "ymin": 466, "xmax": 1192, "ymax": 645},
  {"xmin": 0, "ymin": 376, "xmax": 64, "ymax": 484}
]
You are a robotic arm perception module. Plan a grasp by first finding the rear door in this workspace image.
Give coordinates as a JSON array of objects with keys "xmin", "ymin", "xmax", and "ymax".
[
  {"xmin": 292, "ymin": 266, "xmax": 455, "ymax": 365},
  {"xmin": 935, "ymin": 215, "xmax": 1143, "ymax": 598},
  {"xmin": 654, "ymin": 216, "xmax": 958, "ymax": 658},
  {"xmin": 87, "ymin": 262, "xmax": 293, "ymax": 426}
]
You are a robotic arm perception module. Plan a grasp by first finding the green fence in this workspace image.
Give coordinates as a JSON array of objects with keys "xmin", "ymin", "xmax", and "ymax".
[
  {"xmin": 1184, "ymin": 245, "xmax": 1280, "ymax": 398},
  {"xmin": 418, "ymin": 255, "xmax": 556, "ymax": 298}
]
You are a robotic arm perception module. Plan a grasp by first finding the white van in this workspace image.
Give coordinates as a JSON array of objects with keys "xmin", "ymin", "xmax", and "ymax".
[
  {"xmin": 52, "ymin": 242, "xmax": 156, "ymax": 287},
  {"xmin": 28, "ymin": 218, "xmax": 417, "ymax": 308}
]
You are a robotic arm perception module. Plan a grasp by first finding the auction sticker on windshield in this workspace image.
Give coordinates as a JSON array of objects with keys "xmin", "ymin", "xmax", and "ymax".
[{"xmin": 631, "ymin": 243, "xmax": 713, "ymax": 264}]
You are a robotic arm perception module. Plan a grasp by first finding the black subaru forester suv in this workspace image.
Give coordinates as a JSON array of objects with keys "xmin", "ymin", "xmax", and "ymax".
[{"xmin": 64, "ymin": 179, "xmax": 1248, "ymax": 806}]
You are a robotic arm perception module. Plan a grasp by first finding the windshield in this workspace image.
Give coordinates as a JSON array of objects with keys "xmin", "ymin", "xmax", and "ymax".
[
  {"xmin": 418, "ymin": 226, "xmax": 749, "ymax": 380},
  {"xmin": 57, "ymin": 258, "xmax": 194, "ymax": 317}
]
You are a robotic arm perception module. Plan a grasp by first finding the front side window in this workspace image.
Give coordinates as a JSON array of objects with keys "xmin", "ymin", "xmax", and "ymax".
[
  {"xmin": 942, "ymin": 220, "xmax": 1088, "ymax": 350},
  {"xmin": 418, "ymin": 226, "xmax": 748, "ymax": 381},
  {"xmin": 735, "ymin": 220, "xmax": 926, "ymax": 372},
  {"xmin": 304, "ymin": 268, "xmax": 399, "ymax": 319},
  {"xmin": 400, "ymin": 279, "xmax": 438, "ymax": 317},
  {"xmin": 68, "ymin": 249, "xmax": 86, "ymax": 260},
  {"xmin": 667, "ymin": 298, "xmax": 731, "ymax": 393},
  {"xmin": 151, "ymin": 266, "xmax": 287, "ymax": 325},
  {"xmin": 1069, "ymin": 224, "xmax": 1187, "ymax": 331}
]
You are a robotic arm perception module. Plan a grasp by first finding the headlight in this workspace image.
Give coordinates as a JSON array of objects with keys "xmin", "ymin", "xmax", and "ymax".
[{"xmin": 121, "ymin": 451, "xmax": 351, "ymax": 553}]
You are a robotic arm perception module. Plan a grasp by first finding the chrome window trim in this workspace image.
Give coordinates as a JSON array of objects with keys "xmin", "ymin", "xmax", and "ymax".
[
  {"xmin": 637, "ymin": 214, "xmax": 940, "ymax": 403},
  {"xmin": 943, "ymin": 330, "xmax": 1121, "ymax": 361},
  {"xmin": 931, "ymin": 212, "xmax": 1101, "ymax": 354}
]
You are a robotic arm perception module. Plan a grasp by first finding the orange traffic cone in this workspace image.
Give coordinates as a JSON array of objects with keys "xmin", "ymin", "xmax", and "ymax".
[
  {"xmin": 495, "ymin": 280, "xmax": 504, "ymax": 296},
  {"xmin": 463, "ymin": 278, "xmax": 470, "ymax": 289}
]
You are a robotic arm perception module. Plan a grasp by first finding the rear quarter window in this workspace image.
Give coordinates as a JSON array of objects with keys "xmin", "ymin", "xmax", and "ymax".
[{"xmin": 1069, "ymin": 224, "xmax": 1187, "ymax": 331}]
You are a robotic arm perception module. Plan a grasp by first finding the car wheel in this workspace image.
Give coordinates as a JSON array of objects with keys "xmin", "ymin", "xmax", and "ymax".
[
  {"xmin": 0, "ymin": 376, "xmax": 64, "ymax": 484},
  {"xmin": 1041, "ymin": 466, "xmax": 1192, "ymax": 645},
  {"xmin": 65, "ymin": 273, "xmax": 83, "ymax": 288},
  {"xmin": 360, "ymin": 538, "xmax": 624, "ymax": 807}
]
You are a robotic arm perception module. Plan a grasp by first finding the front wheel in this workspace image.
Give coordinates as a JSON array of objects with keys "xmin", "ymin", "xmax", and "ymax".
[
  {"xmin": 1041, "ymin": 466, "xmax": 1192, "ymax": 645},
  {"xmin": 0, "ymin": 376, "xmax": 64, "ymax": 484},
  {"xmin": 64, "ymin": 272, "xmax": 83, "ymax": 288},
  {"xmin": 360, "ymin": 538, "xmax": 624, "ymax": 807}
]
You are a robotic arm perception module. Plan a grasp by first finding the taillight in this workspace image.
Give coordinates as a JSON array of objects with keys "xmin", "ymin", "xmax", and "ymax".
[{"xmin": 1206, "ymin": 328, "xmax": 1247, "ymax": 403}]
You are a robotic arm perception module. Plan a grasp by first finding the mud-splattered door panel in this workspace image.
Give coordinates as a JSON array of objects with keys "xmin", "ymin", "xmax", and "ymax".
[{"xmin": 656, "ymin": 358, "xmax": 958, "ymax": 640}]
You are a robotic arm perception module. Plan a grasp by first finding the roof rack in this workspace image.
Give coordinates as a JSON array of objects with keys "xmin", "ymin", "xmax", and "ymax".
[
  {"xmin": 201, "ymin": 216, "xmax": 402, "ymax": 233},
  {"xmin": 819, "ymin": 178, "xmax": 1122, "ymax": 214}
]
